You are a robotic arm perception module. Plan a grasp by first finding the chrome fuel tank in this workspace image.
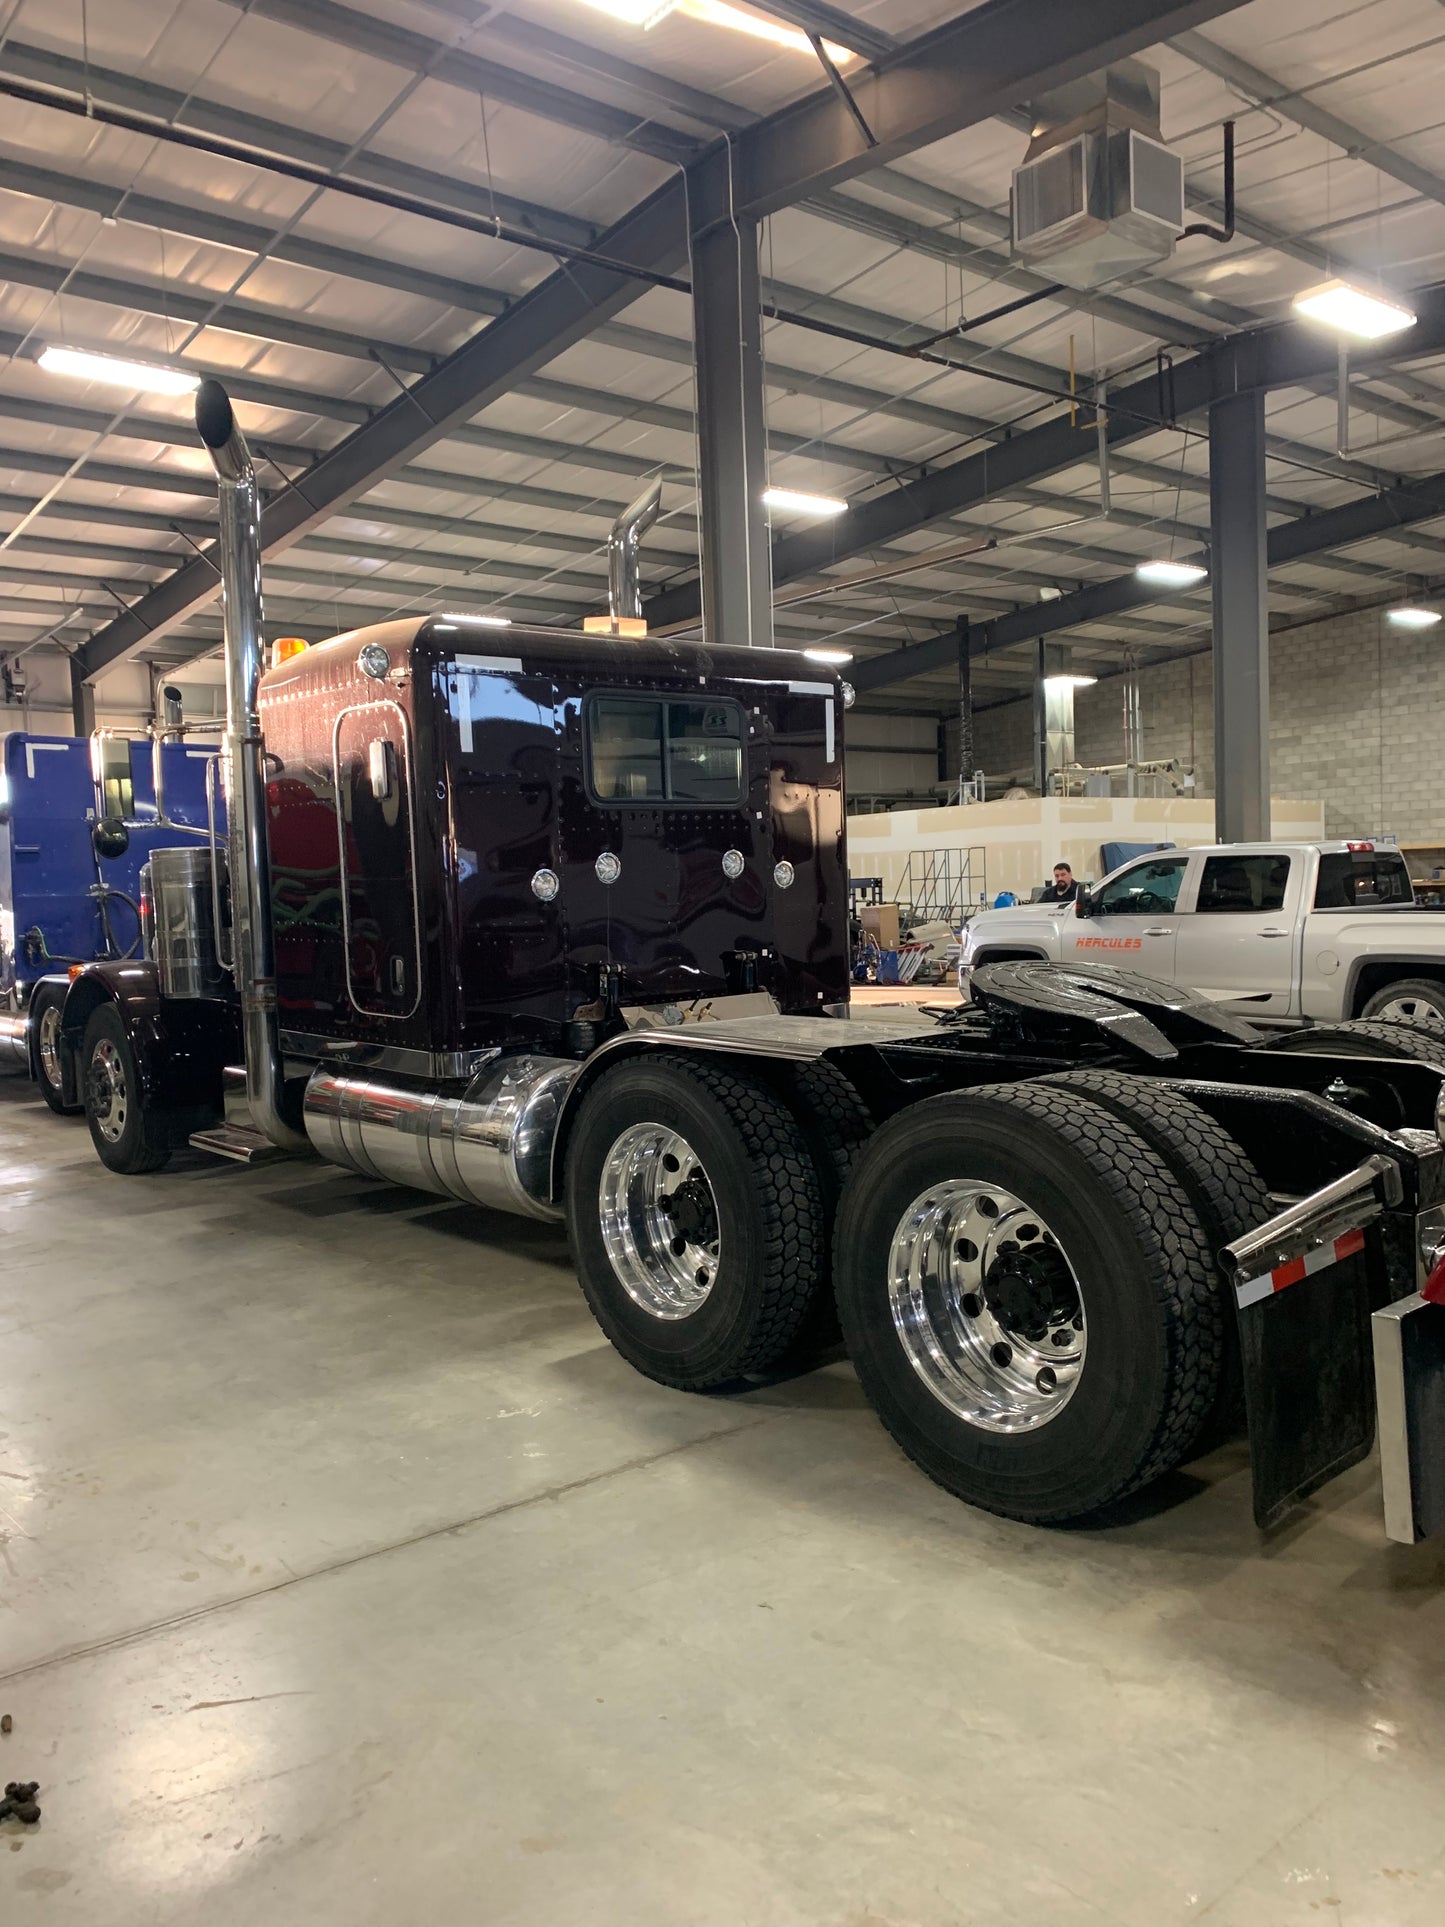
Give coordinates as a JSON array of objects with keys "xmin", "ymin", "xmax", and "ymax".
[{"xmin": 303, "ymin": 1052, "xmax": 578, "ymax": 1221}]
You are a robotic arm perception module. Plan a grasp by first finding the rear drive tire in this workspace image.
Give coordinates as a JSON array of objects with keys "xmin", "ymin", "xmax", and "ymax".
[
  {"xmin": 778, "ymin": 1060, "xmax": 875, "ymax": 1360},
  {"xmin": 1285, "ymin": 1016, "xmax": 1445, "ymax": 1070},
  {"xmin": 82, "ymin": 1005, "xmax": 171, "ymax": 1174},
  {"xmin": 833, "ymin": 1082, "xmax": 1224, "ymax": 1524},
  {"xmin": 1360, "ymin": 979, "xmax": 1445, "ymax": 1030},
  {"xmin": 1040, "ymin": 1070, "xmax": 1272, "ymax": 1449},
  {"xmin": 31, "ymin": 981, "xmax": 81, "ymax": 1115},
  {"xmin": 565, "ymin": 1052, "xmax": 825, "ymax": 1389}
]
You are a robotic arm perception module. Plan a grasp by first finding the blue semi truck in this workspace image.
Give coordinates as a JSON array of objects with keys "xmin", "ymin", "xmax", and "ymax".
[{"xmin": 0, "ymin": 722, "xmax": 220, "ymax": 1111}]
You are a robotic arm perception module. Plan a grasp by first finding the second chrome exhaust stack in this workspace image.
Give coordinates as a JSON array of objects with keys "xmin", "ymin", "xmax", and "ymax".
[
  {"xmin": 195, "ymin": 379, "xmax": 307, "ymax": 1154},
  {"xmin": 607, "ymin": 478, "xmax": 662, "ymax": 626}
]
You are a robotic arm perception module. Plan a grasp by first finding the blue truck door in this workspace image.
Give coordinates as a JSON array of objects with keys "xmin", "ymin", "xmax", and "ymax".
[{"xmin": 1, "ymin": 735, "xmax": 102, "ymax": 985}]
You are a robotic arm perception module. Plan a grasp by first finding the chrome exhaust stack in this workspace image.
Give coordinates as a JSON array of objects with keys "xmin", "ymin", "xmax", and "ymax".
[
  {"xmin": 195, "ymin": 379, "xmax": 307, "ymax": 1154},
  {"xmin": 607, "ymin": 479, "xmax": 662, "ymax": 626}
]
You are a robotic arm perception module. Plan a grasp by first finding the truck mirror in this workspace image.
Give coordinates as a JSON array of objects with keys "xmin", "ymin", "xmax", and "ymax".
[
  {"xmin": 1074, "ymin": 885, "xmax": 1093, "ymax": 919},
  {"xmin": 93, "ymin": 817, "xmax": 130, "ymax": 861}
]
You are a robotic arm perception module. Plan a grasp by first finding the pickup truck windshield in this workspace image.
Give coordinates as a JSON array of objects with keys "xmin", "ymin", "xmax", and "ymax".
[{"xmin": 1313, "ymin": 851, "xmax": 1412, "ymax": 908}]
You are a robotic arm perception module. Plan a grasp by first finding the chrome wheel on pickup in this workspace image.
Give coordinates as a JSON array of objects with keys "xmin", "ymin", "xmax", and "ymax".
[
  {"xmin": 1361, "ymin": 981, "xmax": 1445, "ymax": 1031},
  {"xmin": 887, "ymin": 1180, "xmax": 1084, "ymax": 1432}
]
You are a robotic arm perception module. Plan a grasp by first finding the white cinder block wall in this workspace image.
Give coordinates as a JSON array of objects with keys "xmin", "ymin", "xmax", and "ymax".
[{"xmin": 958, "ymin": 607, "xmax": 1442, "ymax": 843}]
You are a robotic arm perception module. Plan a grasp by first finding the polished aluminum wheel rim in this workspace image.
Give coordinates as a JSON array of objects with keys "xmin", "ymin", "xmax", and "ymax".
[
  {"xmin": 1376, "ymin": 995, "xmax": 1445, "ymax": 1032},
  {"xmin": 88, "ymin": 1037, "xmax": 128, "ymax": 1144},
  {"xmin": 887, "ymin": 1180, "xmax": 1086, "ymax": 1433},
  {"xmin": 37, "ymin": 1004, "xmax": 63, "ymax": 1089},
  {"xmin": 598, "ymin": 1123, "xmax": 720, "ymax": 1320}
]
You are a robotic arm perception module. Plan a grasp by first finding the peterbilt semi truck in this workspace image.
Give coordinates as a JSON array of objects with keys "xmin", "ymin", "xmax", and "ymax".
[
  {"xmin": 0, "ymin": 718, "xmax": 219, "ymax": 1111},
  {"xmin": 43, "ymin": 381, "xmax": 1445, "ymax": 1541}
]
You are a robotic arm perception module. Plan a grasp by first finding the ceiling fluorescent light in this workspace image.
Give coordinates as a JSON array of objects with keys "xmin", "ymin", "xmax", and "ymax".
[
  {"xmin": 575, "ymin": 0, "xmax": 678, "ymax": 26},
  {"xmin": 1387, "ymin": 605, "xmax": 1441, "ymax": 629},
  {"xmin": 675, "ymin": 0, "xmax": 854, "ymax": 61},
  {"xmin": 39, "ymin": 346, "xmax": 200, "ymax": 395},
  {"xmin": 764, "ymin": 487, "xmax": 848, "ymax": 517},
  {"xmin": 1292, "ymin": 278, "xmax": 1416, "ymax": 341},
  {"xmin": 803, "ymin": 647, "xmax": 853, "ymax": 665},
  {"xmin": 1136, "ymin": 559, "xmax": 1207, "ymax": 588},
  {"xmin": 1044, "ymin": 673, "xmax": 1097, "ymax": 691}
]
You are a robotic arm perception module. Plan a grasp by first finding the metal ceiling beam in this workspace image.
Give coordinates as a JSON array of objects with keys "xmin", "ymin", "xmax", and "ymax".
[
  {"xmin": 211, "ymin": 0, "xmax": 699, "ymax": 163},
  {"xmin": 850, "ymin": 465, "xmax": 1445, "ymax": 690},
  {"xmin": 644, "ymin": 284, "xmax": 1445, "ymax": 630},
  {"xmin": 0, "ymin": 38, "xmax": 599, "ymax": 249},
  {"xmin": 1174, "ymin": 30, "xmax": 1445, "ymax": 213},
  {"xmin": 73, "ymin": 176, "xmax": 695, "ymax": 677},
  {"xmin": 687, "ymin": 0, "xmax": 1259, "ymax": 223},
  {"xmin": 64, "ymin": 0, "xmax": 1262, "ymax": 679}
]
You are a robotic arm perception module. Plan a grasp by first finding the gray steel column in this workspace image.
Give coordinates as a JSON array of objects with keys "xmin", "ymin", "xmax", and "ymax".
[
  {"xmin": 690, "ymin": 214, "xmax": 771, "ymax": 649},
  {"xmin": 1209, "ymin": 388, "xmax": 1270, "ymax": 842},
  {"xmin": 956, "ymin": 617, "xmax": 973, "ymax": 799},
  {"xmin": 69, "ymin": 653, "xmax": 96, "ymax": 735}
]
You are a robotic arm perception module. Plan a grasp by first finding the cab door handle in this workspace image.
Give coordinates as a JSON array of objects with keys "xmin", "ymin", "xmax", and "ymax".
[
  {"xmin": 1260, "ymin": 927, "xmax": 1288, "ymax": 937},
  {"xmin": 1143, "ymin": 926, "xmax": 1173, "ymax": 936}
]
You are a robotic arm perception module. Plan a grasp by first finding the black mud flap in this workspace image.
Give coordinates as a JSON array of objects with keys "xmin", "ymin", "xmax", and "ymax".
[
  {"xmin": 1372, "ymin": 1294, "xmax": 1445, "ymax": 1543},
  {"xmin": 1236, "ymin": 1244, "xmax": 1376, "ymax": 1529}
]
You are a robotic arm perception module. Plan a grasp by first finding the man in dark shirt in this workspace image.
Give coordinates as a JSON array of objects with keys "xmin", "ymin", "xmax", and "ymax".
[{"xmin": 1042, "ymin": 861, "xmax": 1079, "ymax": 905}]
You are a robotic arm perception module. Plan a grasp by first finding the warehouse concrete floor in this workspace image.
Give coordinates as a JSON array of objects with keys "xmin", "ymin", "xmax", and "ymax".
[{"xmin": 4, "ymin": 1078, "xmax": 1445, "ymax": 1926}]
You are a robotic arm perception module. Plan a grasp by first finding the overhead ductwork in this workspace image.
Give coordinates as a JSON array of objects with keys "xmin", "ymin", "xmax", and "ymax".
[{"xmin": 1012, "ymin": 60, "xmax": 1183, "ymax": 289}]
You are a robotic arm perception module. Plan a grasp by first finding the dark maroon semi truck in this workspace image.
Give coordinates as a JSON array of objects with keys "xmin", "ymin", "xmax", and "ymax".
[{"xmin": 47, "ymin": 382, "xmax": 1445, "ymax": 1541}]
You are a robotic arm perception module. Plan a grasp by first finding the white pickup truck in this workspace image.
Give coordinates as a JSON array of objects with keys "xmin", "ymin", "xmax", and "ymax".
[{"xmin": 957, "ymin": 840, "xmax": 1445, "ymax": 1028}]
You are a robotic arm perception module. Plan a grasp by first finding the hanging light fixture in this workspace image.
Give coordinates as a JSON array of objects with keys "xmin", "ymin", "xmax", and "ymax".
[
  {"xmin": 764, "ymin": 488, "xmax": 848, "ymax": 517},
  {"xmin": 1386, "ymin": 605, "xmax": 1441, "ymax": 629},
  {"xmin": 1292, "ymin": 279, "xmax": 1416, "ymax": 341},
  {"xmin": 39, "ymin": 346, "xmax": 200, "ymax": 395},
  {"xmin": 1136, "ymin": 559, "xmax": 1207, "ymax": 588}
]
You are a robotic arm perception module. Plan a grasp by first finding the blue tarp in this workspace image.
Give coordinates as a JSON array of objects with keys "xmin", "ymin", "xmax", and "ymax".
[{"xmin": 1100, "ymin": 840, "xmax": 1175, "ymax": 877}]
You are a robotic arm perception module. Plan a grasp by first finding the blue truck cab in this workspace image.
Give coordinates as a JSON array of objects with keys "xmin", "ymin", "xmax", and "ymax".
[{"xmin": 0, "ymin": 728, "xmax": 220, "ymax": 1109}]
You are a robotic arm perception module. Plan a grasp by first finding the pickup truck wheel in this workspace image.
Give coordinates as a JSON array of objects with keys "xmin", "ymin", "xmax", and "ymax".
[
  {"xmin": 1360, "ymin": 980, "xmax": 1445, "ymax": 1030},
  {"xmin": 833, "ymin": 1084, "xmax": 1223, "ymax": 1524},
  {"xmin": 82, "ymin": 1005, "xmax": 171, "ymax": 1174},
  {"xmin": 565, "ymin": 1053, "xmax": 824, "ymax": 1390},
  {"xmin": 31, "ymin": 983, "xmax": 81, "ymax": 1116},
  {"xmin": 1276, "ymin": 1019, "xmax": 1445, "ymax": 1071},
  {"xmin": 1039, "ymin": 1071, "xmax": 1271, "ymax": 1449}
]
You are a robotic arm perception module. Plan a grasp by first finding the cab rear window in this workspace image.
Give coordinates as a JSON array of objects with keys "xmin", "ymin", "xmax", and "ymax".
[
  {"xmin": 587, "ymin": 696, "xmax": 743, "ymax": 805},
  {"xmin": 1314, "ymin": 852, "xmax": 1412, "ymax": 907}
]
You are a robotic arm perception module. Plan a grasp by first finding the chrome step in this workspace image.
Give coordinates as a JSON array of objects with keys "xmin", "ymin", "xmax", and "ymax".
[{"xmin": 188, "ymin": 1123, "xmax": 285, "ymax": 1164}]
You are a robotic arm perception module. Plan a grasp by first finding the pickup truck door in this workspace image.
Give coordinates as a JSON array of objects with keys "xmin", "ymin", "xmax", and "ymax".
[
  {"xmin": 1177, "ymin": 851, "xmax": 1299, "ymax": 1015},
  {"xmin": 1065, "ymin": 852, "xmax": 1190, "ymax": 980}
]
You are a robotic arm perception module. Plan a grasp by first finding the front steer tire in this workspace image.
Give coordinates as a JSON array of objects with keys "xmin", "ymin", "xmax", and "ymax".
[
  {"xmin": 565, "ymin": 1052, "xmax": 825, "ymax": 1390},
  {"xmin": 82, "ymin": 1005, "xmax": 171, "ymax": 1174},
  {"xmin": 31, "ymin": 981, "xmax": 81, "ymax": 1116},
  {"xmin": 834, "ymin": 1082, "xmax": 1225, "ymax": 1525}
]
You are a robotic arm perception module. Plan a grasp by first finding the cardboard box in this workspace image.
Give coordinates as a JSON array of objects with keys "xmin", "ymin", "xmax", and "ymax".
[{"xmin": 861, "ymin": 903, "xmax": 901, "ymax": 949}]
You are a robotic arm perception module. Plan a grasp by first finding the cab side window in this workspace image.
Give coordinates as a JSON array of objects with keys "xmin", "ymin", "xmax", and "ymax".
[
  {"xmin": 1090, "ymin": 856, "xmax": 1189, "ymax": 916},
  {"xmin": 1196, "ymin": 854, "xmax": 1290, "ymax": 914}
]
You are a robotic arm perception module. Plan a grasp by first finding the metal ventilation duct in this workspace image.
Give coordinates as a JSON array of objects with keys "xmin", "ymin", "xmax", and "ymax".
[{"xmin": 1012, "ymin": 60, "xmax": 1183, "ymax": 289}]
